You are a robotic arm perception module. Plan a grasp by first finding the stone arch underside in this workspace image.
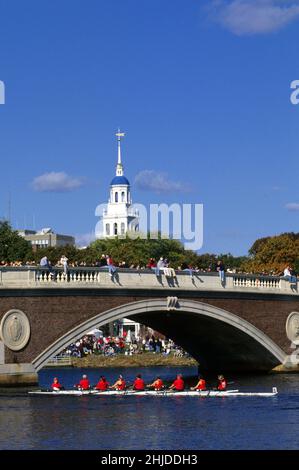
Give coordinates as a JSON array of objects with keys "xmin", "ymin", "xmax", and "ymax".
[{"xmin": 32, "ymin": 299, "xmax": 286, "ymax": 372}]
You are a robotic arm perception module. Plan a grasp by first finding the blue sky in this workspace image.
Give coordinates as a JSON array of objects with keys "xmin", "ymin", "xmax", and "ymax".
[{"xmin": 0, "ymin": 0, "xmax": 299, "ymax": 255}]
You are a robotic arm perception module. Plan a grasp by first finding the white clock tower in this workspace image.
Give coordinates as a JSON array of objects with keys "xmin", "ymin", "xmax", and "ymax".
[{"xmin": 100, "ymin": 130, "xmax": 139, "ymax": 238}]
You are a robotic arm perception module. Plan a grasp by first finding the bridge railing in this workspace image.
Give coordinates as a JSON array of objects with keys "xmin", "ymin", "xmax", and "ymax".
[
  {"xmin": 232, "ymin": 274, "xmax": 281, "ymax": 289},
  {"xmin": 44, "ymin": 354, "xmax": 73, "ymax": 367},
  {"xmin": 0, "ymin": 266, "xmax": 296, "ymax": 293},
  {"xmin": 35, "ymin": 268, "xmax": 101, "ymax": 284}
]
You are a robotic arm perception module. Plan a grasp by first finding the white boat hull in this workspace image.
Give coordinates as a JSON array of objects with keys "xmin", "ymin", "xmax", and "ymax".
[{"xmin": 28, "ymin": 387, "xmax": 278, "ymax": 397}]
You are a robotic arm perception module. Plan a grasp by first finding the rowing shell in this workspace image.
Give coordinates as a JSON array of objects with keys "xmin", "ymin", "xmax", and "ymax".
[{"xmin": 28, "ymin": 387, "xmax": 278, "ymax": 397}]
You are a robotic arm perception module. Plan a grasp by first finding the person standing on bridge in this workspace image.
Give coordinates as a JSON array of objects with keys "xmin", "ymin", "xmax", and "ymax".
[
  {"xmin": 59, "ymin": 255, "xmax": 68, "ymax": 276},
  {"xmin": 283, "ymin": 265, "xmax": 297, "ymax": 284},
  {"xmin": 147, "ymin": 258, "xmax": 157, "ymax": 271},
  {"xmin": 99, "ymin": 254, "xmax": 107, "ymax": 267},
  {"xmin": 40, "ymin": 256, "xmax": 55, "ymax": 280},
  {"xmin": 217, "ymin": 260, "xmax": 225, "ymax": 285},
  {"xmin": 155, "ymin": 257, "xmax": 165, "ymax": 276},
  {"xmin": 106, "ymin": 254, "xmax": 117, "ymax": 277}
]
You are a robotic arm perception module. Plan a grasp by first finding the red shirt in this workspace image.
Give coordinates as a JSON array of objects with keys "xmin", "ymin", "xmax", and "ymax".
[
  {"xmin": 133, "ymin": 378, "xmax": 145, "ymax": 390},
  {"xmin": 116, "ymin": 379, "xmax": 126, "ymax": 390},
  {"xmin": 51, "ymin": 382, "xmax": 62, "ymax": 390},
  {"xmin": 195, "ymin": 379, "xmax": 206, "ymax": 391},
  {"xmin": 172, "ymin": 378, "xmax": 185, "ymax": 391},
  {"xmin": 95, "ymin": 379, "xmax": 109, "ymax": 391},
  {"xmin": 153, "ymin": 379, "xmax": 164, "ymax": 390},
  {"xmin": 147, "ymin": 260, "xmax": 156, "ymax": 268},
  {"xmin": 218, "ymin": 379, "xmax": 227, "ymax": 391},
  {"xmin": 78, "ymin": 379, "xmax": 90, "ymax": 390}
]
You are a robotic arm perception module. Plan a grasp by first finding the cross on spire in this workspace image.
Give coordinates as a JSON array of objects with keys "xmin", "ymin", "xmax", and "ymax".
[{"xmin": 115, "ymin": 129, "xmax": 125, "ymax": 175}]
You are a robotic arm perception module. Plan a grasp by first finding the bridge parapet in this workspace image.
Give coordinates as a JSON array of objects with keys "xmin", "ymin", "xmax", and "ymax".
[
  {"xmin": 232, "ymin": 274, "xmax": 282, "ymax": 290},
  {"xmin": 0, "ymin": 267, "xmax": 295, "ymax": 294}
]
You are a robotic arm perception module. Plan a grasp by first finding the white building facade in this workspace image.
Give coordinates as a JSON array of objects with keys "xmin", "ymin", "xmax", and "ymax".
[{"xmin": 101, "ymin": 130, "xmax": 139, "ymax": 238}]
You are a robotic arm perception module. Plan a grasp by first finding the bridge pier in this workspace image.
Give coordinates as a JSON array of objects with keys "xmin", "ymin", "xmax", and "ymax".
[{"xmin": 0, "ymin": 363, "xmax": 38, "ymax": 387}]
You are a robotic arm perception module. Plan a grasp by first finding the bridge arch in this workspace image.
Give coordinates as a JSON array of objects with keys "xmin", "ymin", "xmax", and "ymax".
[{"xmin": 32, "ymin": 299, "xmax": 286, "ymax": 372}]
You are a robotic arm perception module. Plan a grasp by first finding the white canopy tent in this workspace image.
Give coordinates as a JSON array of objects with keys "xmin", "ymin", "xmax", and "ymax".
[{"xmin": 85, "ymin": 328, "xmax": 103, "ymax": 338}]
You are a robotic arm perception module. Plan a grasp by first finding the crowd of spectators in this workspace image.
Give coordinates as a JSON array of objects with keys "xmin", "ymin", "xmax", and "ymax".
[
  {"xmin": 62, "ymin": 333, "xmax": 187, "ymax": 359},
  {"xmin": 0, "ymin": 255, "xmax": 297, "ymax": 279}
]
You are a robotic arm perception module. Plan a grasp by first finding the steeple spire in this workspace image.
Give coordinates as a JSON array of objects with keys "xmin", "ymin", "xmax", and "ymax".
[{"xmin": 115, "ymin": 129, "xmax": 125, "ymax": 176}]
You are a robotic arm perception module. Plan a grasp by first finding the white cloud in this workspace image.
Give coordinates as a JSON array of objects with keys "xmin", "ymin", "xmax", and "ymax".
[
  {"xmin": 285, "ymin": 202, "xmax": 299, "ymax": 211},
  {"xmin": 31, "ymin": 172, "xmax": 83, "ymax": 192},
  {"xmin": 134, "ymin": 170, "xmax": 190, "ymax": 193},
  {"xmin": 208, "ymin": 0, "xmax": 299, "ymax": 35},
  {"xmin": 75, "ymin": 232, "xmax": 96, "ymax": 247}
]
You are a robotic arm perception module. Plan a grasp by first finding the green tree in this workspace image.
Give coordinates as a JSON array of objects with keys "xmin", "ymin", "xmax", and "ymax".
[{"xmin": 0, "ymin": 221, "xmax": 32, "ymax": 262}]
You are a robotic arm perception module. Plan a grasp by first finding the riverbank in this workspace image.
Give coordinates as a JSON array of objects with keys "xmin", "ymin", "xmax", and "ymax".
[
  {"xmin": 46, "ymin": 354, "xmax": 299, "ymax": 372},
  {"xmin": 71, "ymin": 353, "xmax": 198, "ymax": 368}
]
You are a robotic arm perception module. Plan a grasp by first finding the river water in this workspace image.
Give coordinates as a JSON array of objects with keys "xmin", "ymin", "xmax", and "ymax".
[{"xmin": 0, "ymin": 367, "xmax": 298, "ymax": 450}]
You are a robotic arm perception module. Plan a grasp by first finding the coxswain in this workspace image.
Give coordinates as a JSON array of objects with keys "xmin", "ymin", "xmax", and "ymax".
[
  {"xmin": 51, "ymin": 377, "xmax": 62, "ymax": 391},
  {"xmin": 76, "ymin": 374, "xmax": 90, "ymax": 390},
  {"xmin": 95, "ymin": 376, "xmax": 109, "ymax": 391},
  {"xmin": 133, "ymin": 373, "xmax": 145, "ymax": 391},
  {"xmin": 217, "ymin": 375, "xmax": 227, "ymax": 391},
  {"xmin": 110, "ymin": 375, "xmax": 126, "ymax": 390},
  {"xmin": 169, "ymin": 374, "xmax": 185, "ymax": 391},
  {"xmin": 148, "ymin": 376, "xmax": 164, "ymax": 391},
  {"xmin": 191, "ymin": 375, "xmax": 206, "ymax": 391}
]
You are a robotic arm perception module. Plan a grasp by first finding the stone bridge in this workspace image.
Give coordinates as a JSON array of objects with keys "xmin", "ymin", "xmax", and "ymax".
[{"xmin": 0, "ymin": 267, "xmax": 298, "ymax": 385}]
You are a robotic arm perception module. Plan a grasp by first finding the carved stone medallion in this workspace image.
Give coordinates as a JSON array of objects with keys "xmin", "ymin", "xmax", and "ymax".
[
  {"xmin": 0, "ymin": 309, "xmax": 31, "ymax": 351},
  {"xmin": 286, "ymin": 312, "xmax": 299, "ymax": 345}
]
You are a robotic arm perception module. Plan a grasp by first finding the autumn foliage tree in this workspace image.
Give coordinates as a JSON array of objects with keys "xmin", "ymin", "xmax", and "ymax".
[{"xmin": 242, "ymin": 232, "xmax": 299, "ymax": 274}]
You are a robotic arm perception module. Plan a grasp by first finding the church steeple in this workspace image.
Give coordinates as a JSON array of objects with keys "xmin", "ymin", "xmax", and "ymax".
[
  {"xmin": 115, "ymin": 129, "xmax": 125, "ymax": 176},
  {"xmin": 99, "ymin": 129, "xmax": 139, "ymax": 238}
]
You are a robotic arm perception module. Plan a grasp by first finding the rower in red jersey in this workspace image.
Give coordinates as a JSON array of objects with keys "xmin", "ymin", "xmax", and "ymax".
[
  {"xmin": 51, "ymin": 377, "xmax": 62, "ymax": 391},
  {"xmin": 217, "ymin": 375, "xmax": 227, "ymax": 391},
  {"xmin": 169, "ymin": 374, "xmax": 185, "ymax": 391},
  {"xmin": 148, "ymin": 376, "xmax": 164, "ymax": 391},
  {"xmin": 76, "ymin": 374, "xmax": 90, "ymax": 390},
  {"xmin": 110, "ymin": 375, "xmax": 126, "ymax": 391},
  {"xmin": 133, "ymin": 373, "xmax": 145, "ymax": 391},
  {"xmin": 95, "ymin": 376, "xmax": 109, "ymax": 391},
  {"xmin": 191, "ymin": 375, "xmax": 206, "ymax": 391}
]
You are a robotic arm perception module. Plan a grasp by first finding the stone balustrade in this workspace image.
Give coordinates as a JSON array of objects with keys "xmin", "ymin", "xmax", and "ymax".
[
  {"xmin": 232, "ymin": 274, "xmax": 282, "ymax": 289},
  {"xmin": 0, "ymin": 266, "xmax": 296, "ymax": 294}
]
